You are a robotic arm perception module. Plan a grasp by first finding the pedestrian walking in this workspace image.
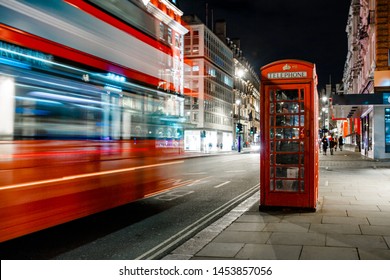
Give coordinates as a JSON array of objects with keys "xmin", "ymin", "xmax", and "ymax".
[
  {"xmin": 338, "ymin": 136, "xmax": 344, "ymax": 151},
  {"xmin": 329, "ymin": 136, "xmax": 335, "ymax": 155},
  {"xmin": 321, "ymin": 135, "xmax": 328, "ymax": 155},
  {"xmin": 333, "ymin": 137, "xmax": 338, "ymax": 151}
]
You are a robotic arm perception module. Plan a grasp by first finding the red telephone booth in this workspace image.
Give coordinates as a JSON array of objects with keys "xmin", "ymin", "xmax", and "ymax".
[{"xmin": 260, "ymin": 60, "xmax": 319, "ymax": 210}]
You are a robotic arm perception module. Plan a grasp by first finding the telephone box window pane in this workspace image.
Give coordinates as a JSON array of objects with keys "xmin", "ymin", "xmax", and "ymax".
[
  {"xmin": 275, "ymin": 128, "xmax": 300, "ymax": 139},
  {"xmin": 275, "ymin": 167, "xmax": 285, "ymax": 178},
  {"xmin": 300, "ymin": 141, "xmax": 305, "ymax": 151},
  {"xmin": 276, "ymin": 90, "xmax": 299, "ymax": 101},
  {"xmin": 270, "ymin": 103, "xmax": 274, "ymax": 113},
  {"xmin": 270, "ymin": 180, "xmax": 274, "ymax": 191},
  {"xmin": 300, "ymin": 181, "xmax": 305, "ymax": 192},
  {"xmin": 270, "ymin": 116, "xmax": 274, "ymax": 126},
  {"xmin": 300, "ymin": 102, "xmax": 305, "ymax": 112},
  {"xmin": 270, "ymin": 128, "xmax": 274, "ymax": 139},
  {"xmin": 270, "ymin": 167, "xmax": 274, "ymax": 178},
  {"xmin": 270, "ymin": 90, "xmax": 274, "ymax": 101},
  {"xmin": 275, "ymin": 115, "xmax": 299, "ymax": 127},
  {"xmin": 300, "ymin": 115, "xmax": 305, "ymax": 125},
  {"xmin": 275, "ymin": 141, "xmax": 300, "ymax": 152},
  {"xmin": 300, "ymin": 167, "xmax": 305, "ymax": 178},
  {"xmin": 275, "ymin": 180, "xmax": 299, "ymax": 192},
  {"xmin": 275, "ymin": 167, "xmax": 299, "ymax": 179},
  {"xmin": 276, "ymin": 102, "xmax": 299, "ymax": 114},
  {"xmin": 275, "ymin": 153, "xmax": 299, "ymax": 164},
  {"xmin": 300, "ymin": 154, "xmax": 305, "ymax": 164},
  {"xmin": 270, "ymin": 154, "xmax": 274, "ymax": 164},
  {"xmin": 300, "ymin": 89, "xmax": 304, "ymax": 100}
]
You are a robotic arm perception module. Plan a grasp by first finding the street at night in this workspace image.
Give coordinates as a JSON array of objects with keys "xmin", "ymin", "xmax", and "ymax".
[
  {"xmin": 1, "ymin": 0, "xmax": 390, "ymax": 279},
  {"xmin": 0, "ymin": 153, "xmax": 259, "ymax": 259}
]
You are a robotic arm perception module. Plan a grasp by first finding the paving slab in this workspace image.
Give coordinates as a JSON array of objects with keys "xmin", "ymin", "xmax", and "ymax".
[
  {"xmin": 267, "ymin": 232, "xmax": 326, "ymax": 246},
  {"xmin": 360, "ymin": 225, "xmax": 390, "ymax": 235},
  {"xmin": 300, "ymin": 246, "xmax": 359, "ymax": 260},
  {"xmin": 309, "ymin": 223, "xmax": 361, "ymax": 234},
  {"xmin": 358, "ymin": 248, "xmax": 390, "ymax": 260},
  {"xmin": 195, "ymin": 242, "xmax": 244, "ymax": 258},
  {"xmin": 326, "ymin": 233, "xmax": 388, "ymax": 249},
  {"xmin": 213, "ymin": 231, "xmax": 271, "ymax": 244},
  {"xmin": 322, "ymin": 215, "xmax": 369, "ymax": 225},
  {"xmin": 225, "ymin": 222, "xmax": 266, "ymax": 232},
  {"xmin": 235, "ymin": 244, "xmax": 302, "ymax": 260}
]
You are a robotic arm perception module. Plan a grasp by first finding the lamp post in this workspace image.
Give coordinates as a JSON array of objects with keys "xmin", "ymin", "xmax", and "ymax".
[{"xmin": 236, "ymin": 99, "xmax": 241, "ymax": 152}]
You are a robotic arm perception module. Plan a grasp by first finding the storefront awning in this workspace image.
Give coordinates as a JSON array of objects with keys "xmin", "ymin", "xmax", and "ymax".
[{"xmin": 331, "ymin": 92, "xmax": 390, "ymax": 118}]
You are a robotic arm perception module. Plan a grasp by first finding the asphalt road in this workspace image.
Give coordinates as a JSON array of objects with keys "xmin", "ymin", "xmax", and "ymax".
[{"xmin": 0, "ymin": 152, "xmax": 260, "ymax": 259}]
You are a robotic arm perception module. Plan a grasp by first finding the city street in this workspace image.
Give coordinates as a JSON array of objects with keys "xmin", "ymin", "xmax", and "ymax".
[
  {"xmin": 165, "ymin": 148, "xmax": 390, "ymax": 260},
  {"xmin": 0, "ymin": 152, "xmax": 260, "ymax": 259}
]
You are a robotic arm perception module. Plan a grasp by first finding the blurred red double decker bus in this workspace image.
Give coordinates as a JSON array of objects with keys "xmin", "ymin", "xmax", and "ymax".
[{"xmin": 0, "ymin": 0, "xmax": 188, "ymax": 242}]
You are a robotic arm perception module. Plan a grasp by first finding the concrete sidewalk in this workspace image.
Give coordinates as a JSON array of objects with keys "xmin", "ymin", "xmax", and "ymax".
[{"xmin": 164, "ymin": 149, "xmax": 390, "ymax": 260}]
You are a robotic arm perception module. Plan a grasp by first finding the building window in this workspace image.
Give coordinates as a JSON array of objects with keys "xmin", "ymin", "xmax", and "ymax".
[
  {"xmin": 159, "ymin": 22, "xmax": 164, "ymax": 40},
  {"xmin": 168, "ymin": 28, "xmax": 172, "ymax": 45}
]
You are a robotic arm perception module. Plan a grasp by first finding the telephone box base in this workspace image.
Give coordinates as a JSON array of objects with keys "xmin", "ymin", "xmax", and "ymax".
[{"xmin": 259, "ymin": 205, "xmax": 316, "ymax": 213}]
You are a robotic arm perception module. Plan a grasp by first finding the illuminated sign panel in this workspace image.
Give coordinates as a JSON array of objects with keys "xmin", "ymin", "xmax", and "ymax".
[
  {"xmin": 383, "ymin": 93, "xmax": 390, "ymax": 104},
  {"xmin": 267, "ymin": 71, "xmax": 307, "ymax": 79},
  {"xmin": 385, "ymin": 108, "xmax": 390, "ymax": 153}
]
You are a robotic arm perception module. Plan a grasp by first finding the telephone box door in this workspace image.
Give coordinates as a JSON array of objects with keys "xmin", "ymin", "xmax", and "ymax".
[{"xmin": 263, "ymin": 85, "xmax": 311, "ymax": 207}]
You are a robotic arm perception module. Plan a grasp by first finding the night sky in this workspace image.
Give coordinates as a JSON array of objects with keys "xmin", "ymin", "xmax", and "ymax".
[{"xmin": 178, "ymin": 0, "xmax": 351, "ymax": 90}]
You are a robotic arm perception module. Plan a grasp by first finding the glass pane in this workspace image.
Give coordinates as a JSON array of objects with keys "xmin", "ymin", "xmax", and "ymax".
[
  {"xmin": 275, "ymin": 141, "xmax": 300, "ymax": 152},
  {"xmin": 275, "ymin": 115, "xmax": 299, "ymax": 127},
  {"xmin": 276, "ymin": 90, "xmax": 299, "ymax": 101},
  {"xmin": 300, "ymin": 167, "xmax": 304, "ymax": 178},
  {"xmin": 270, "ymin": 103, "xmax": 274, "ymax": 113},
  {"xmin": 300, "ymin": 89, "xmax": 304, "ymax": 100},
  {"xmin": 300, "ymin": 115, "xmax": 305, "ymax": 126},
  {"xmin": 270, "ymin": 154, "xmax": 274, "ymax": 164},
  {"xmin": 275, "ymin": 115, "xmax": 284, "ymax": 126},
  {"xmin": 275, "ymin": 128, "xmax": 300, "ymax": 139},
  {"xmin": 300, "ymin": 181, "xmax": 305, "ymax": 192},
  {"xmin": 275, "ymin": 167, "xmax": 299, "ymax": 178},
  {"xmin": 300, "ymin": 102, "xmax": 305, "ymax": 112},
  {"xmin": 275, "ymin": 180, "xmax": 299, "ymax": 192},
  {"xmin": 276, "ymin": 102, "xmax": 299, "ymax": 114},
  {"xmin": 270, "ymin": 167, "xmax": 274, "ymax": 178},
  {"xmin": 270, "ymin": 90, "xmax": 274, "ymax": 101},
  {"xmin": 270, "ymin": 179, "xmax": 274, "ymax": 191},
  {"xmin": 275, "ymin": 153, "xmax": 299, "ymax": 164},
  {"xmin": 270, "ymin": 128, "xmax": 274, "ymax": 139}
]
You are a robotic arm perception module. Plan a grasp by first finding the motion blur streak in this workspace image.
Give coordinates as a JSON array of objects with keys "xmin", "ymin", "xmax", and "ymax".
[{"xmin": 0, "ymin": 160, "xmax": 184, "ymax": 190}]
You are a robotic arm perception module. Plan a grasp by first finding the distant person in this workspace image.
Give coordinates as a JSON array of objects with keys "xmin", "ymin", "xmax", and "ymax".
[
  {"xmin": 321, "ymin": 135, "xmax": 328, "ymax": 155},
  {"xmin": 338, "ymin": 136, "xmax": 344, "ymax": 151},
  {"xmin": 333, "ymin": 137, "xmax": 338, "ymax": 151},
  {"xmin": 329, "ymin": 135, "xmax": 335, "ymax": 155}
]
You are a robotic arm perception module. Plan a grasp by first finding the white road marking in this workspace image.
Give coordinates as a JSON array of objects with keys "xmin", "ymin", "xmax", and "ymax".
[{"xmin": 213, "ymin": 181, "xmax": 231, "ymax": 189}]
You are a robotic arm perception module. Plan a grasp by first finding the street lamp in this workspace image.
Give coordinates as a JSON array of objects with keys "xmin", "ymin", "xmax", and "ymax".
[{"xmin": 236, "ymin": 99, "xmax": 241, "ymax": 152}]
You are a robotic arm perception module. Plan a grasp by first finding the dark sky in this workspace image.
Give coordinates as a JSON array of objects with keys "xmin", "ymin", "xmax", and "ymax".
[{"xmin": 178, "ymin": 0, "xmax": 351, "ymax": 90}]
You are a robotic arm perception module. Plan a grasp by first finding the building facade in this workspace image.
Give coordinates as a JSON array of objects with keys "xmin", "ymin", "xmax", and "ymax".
[
  {"xmin": 341, "ymin": 0, "xmax": 390, "ymax": 159},
  {"xmin": 230, "ymin": 39, "xmax": 261, "ymax": 148},
  {"xmin": 182, "ymin": 15, "xmax": 234, "ymax": 152}
]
